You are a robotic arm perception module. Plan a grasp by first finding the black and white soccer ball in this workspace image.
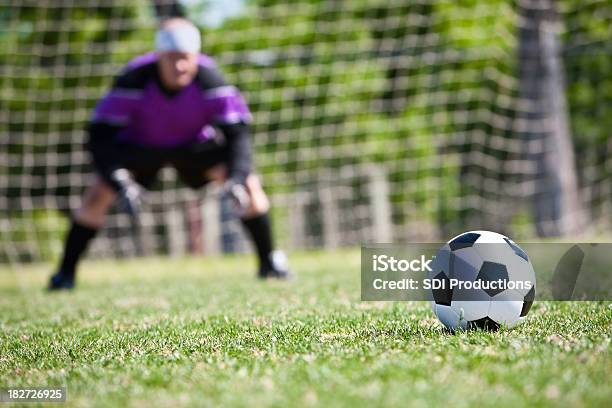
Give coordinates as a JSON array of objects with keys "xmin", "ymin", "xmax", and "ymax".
[{"xmin": 429, "ymin": 230, "xmax": 536, "ymax": 331}]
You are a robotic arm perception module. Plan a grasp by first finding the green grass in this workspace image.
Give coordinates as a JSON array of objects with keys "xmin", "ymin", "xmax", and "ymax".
[{"xmin": 0, "ymin": 249, "xmax": 610, "ymax": 407}]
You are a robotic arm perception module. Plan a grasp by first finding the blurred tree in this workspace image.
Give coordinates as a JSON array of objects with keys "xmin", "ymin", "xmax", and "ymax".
[{"xmin": 518, "ymin": 0, "xmax": 586, "ymax": 237}]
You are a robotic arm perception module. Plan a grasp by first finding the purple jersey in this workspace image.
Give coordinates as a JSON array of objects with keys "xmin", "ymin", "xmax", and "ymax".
[{"xmin": 92, "ymin": 52, "xmax": 252, "ymax": 147}]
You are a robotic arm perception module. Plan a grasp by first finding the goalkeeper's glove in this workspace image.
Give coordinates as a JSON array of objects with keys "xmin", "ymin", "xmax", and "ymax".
[
  {"xmin": 110, "ymin": 168, "xmax": 143, "ymax": 221},
  {"xmin": 223, "ymin": 179, "xmax": 250, "ymax": 217}
]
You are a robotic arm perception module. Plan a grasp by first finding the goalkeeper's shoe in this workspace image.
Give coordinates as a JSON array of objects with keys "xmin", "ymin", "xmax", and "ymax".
[
  {"xmin": 48, "ymin": 271, "xmax": 75, "ymax": 291},
  {"xmin": 259, "ymin": 250, "xmax": 294, "ymax": 280}
]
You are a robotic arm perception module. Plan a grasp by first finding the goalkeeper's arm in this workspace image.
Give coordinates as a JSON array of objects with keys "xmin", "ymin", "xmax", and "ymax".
[
  {"xmin": 218, "ymin": 122, "xmax": 252, "ymax": 185},
  {"xmin": 87, "ymin": 122, "xmax": 126, "ymax": 188},
  {"xmin": 217, "ymin": 122, "xmax": 253, "ymax": 214}
]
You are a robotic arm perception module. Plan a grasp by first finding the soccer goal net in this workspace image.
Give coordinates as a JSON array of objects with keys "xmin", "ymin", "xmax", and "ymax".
[{"xmin": 0, "ymin": 0, "xmax": 610, "ymax": 263}]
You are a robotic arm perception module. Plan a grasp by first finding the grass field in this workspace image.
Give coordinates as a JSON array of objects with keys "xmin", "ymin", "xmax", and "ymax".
[{"xmin": 0, "ymin": 249, "xmax": 610, "ymax": 407}]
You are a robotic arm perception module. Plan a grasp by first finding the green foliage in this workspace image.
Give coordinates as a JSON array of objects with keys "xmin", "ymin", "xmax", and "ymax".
[
  {"xmin": 561, "ymin": 1, "xmax": 611, "ymax": 144},
  {"xmin": 0, "ymin": 209, "xmax": 68, "ymax": 263},
  {"xmin": 0, "ymin": 0, "xmax": 155, "ymax": 168}
]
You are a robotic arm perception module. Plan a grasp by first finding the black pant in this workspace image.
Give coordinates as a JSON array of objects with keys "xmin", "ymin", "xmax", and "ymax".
[{"xmin": 95, "ymin": 137, "xmax": 230, "ymax": 189}]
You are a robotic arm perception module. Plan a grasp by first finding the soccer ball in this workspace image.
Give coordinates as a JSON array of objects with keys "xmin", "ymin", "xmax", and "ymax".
[{"xmin": 428, "ymin": 230, "xmax": 536, "ymax": 331}]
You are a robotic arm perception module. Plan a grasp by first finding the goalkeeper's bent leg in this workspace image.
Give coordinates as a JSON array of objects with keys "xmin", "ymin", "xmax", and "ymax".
[
  {"xmin": 203, "ymin": 167, "xmax": 291, "ymax": 279},
  {"xmin": 239, "ymin": 175, "xmax": 291, "ymax": 278},
  {"xmin": 239, "ymin": 175, "xmax": 272, "ymax": 271},
  {"xmin": 51, "ymin": 177, "xmax": 116, "ymax": 289}
]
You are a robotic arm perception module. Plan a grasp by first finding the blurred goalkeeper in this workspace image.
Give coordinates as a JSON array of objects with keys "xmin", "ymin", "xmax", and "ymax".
[{"xmin": 49, "ymin": 18, "xmax": 291, "ymax": 290}]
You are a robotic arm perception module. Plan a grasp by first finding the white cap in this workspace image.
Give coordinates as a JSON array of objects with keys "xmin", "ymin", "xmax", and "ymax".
[{"xmin": 155, "ymin": 23, "xmax": 201, "ymax": 53}]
